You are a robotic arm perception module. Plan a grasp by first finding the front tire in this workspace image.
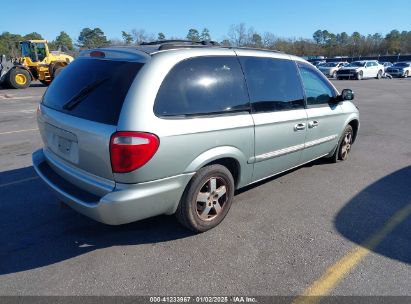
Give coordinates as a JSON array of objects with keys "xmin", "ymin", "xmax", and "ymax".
[
  {"xmin": 356, "ymin": 71, "xmax": 363, "ymax": 80},
  {"xmin": 404, "ymin": 71, "xmax": 409, "ymax": 78},
  {"xmin": 330, "ymin": 125, "xmax": 354, "ymax": 163},
  {"xmin": 7, "ymin": 68, "xmax": 31, "ymax": 89},
  {"xmin": 53, "ymin": 66, "xmax": 64, "ymax": 79},
  {"xmin": 176, "ymin": 164, "xmax": 235, "ymax": 232}
]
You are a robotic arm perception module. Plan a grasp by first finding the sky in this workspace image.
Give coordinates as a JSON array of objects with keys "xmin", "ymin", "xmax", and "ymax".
[{"xmin": 1, "ymin": 0, "xmax": 410, "ymax": 42}]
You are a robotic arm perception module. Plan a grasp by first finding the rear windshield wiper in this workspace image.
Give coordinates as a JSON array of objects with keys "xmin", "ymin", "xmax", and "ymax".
[{"xmin": 63, "ymin": 77, "xmax": 109, "ymax": 111}]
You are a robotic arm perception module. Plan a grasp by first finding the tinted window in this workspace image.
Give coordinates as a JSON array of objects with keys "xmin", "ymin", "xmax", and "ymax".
[
  {"xmin": 349, "ymin": 61, "xmax": 365, "ymax": 67},
  {"xmin": 154, "ymin": 56, "xmax": 249, "ymax": 116},
  {"xmin": 298, "ymin": 63, "xmax": 336, "ymax": 106},
  {"xmin": 239, "ymin": 57, "xmax": 305, "ymax": 112},
  {"xmin": 42, "ymin": 58, "xmax": 143, "ymax": 125},
  {"xmin": 393, "ymin": 62, "xmax": 410, "ymax": 67},
  {"xmin": 323, "ymin": 62, "xmax": 338, "ymax": 67}
]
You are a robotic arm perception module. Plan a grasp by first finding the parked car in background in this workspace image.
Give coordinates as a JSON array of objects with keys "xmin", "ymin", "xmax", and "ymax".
[
  {"xmin": 336, "ymin": 60, "xmax": 384, "ymax": 80},
  {"xmin": 386, "ymin": 62, "xmax": 411, "ymax": 78},
  {"xmin": 379, "ymin": 62, "xmax": 392, "ymax": 72},
  {"xmin": 318, "ymin": 62, "xmax": 349, "ymax": 78},
  {"xmin": 32, "ymin": 41, "xmax": 359, "ymax": 232},
  {"xmin": 311, "ymin": 60, "xmax": 326, "ymax": 67}
]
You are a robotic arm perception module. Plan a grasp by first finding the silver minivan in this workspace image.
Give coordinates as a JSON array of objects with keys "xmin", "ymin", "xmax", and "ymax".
[{"xmin": 33, "ymin": 41, "xmax": 359, "ymax": 232}]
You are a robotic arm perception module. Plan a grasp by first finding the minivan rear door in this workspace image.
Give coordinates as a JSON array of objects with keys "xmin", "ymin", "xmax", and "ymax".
[
  {"xmin": 39, "ymin": 51, "xmax": 147, "ymax": 181},
  {"xmin": 237, "ymin": 53, "xmax": 307, "ymax": 182}
]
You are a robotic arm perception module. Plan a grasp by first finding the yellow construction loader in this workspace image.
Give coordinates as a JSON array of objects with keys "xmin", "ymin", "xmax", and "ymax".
[{"xmin": 0, "ymin": 40, "xmax": 74, "ymax": 89}]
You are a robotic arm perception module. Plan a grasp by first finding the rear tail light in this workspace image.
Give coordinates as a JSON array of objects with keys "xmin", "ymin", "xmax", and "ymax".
[{"xmin": 110, "ymin": 132, "xmax": 159, "ymax": 173}]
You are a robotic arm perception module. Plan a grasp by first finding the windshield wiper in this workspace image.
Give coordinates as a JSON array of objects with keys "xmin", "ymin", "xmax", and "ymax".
[{"xmin": 63, "ymin": 77, "xmax": 109, "ymax": 111}]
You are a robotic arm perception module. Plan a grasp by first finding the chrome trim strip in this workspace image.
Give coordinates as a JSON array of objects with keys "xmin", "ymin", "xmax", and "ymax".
[
  {"xmin": 305, "ymin": 134, "xmax": 338, "ymax": 148},
  {"xmin": 249, "ymin": 134, "xmax": 338, "ymax": 164},
  {"xmin": 250, "ymin": 144, "xmax": 305, "ymax": 163}
]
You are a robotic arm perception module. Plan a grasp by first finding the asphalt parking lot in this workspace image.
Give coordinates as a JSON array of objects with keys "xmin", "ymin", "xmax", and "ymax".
[{"xmin": 0, "ymin": 78, "xmax": 410, "ymax": 298}]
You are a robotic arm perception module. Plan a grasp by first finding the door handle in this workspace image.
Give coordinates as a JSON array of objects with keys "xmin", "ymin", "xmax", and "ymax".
[
  {"xmin": 294, "ymin": 123, "xmax": 306, "ymax": 131},
  {"xmin": 308, "ymin": 120, "xmax": 319, "ymax": 128}
]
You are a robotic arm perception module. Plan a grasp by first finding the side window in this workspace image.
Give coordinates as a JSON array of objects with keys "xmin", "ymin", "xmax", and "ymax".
[
  {"xmin": 36, "ymin": 43, "xmax": 46, "ymax": 61},
  {"xmin": 298, "ymin": 63, "xmax": 336, "ymax": 106},
  {"xmin": 154, "ymin": 56, "xmax": 249, "ymax": 116},
  {"xmin": 239, "ymin": 57, "xmax": 305, "ymax": 112},
  {"xmin": 366, "ymin": 62, "xmax": 373, "ymax": 67}
]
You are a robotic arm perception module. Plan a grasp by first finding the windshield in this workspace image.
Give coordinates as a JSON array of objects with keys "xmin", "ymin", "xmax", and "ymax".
[
  {"xmin": 322, "ymin": 62, "xmax": 338, "ymax": 67},
  {"xmin": 348, "ymin": 61, "xmax": 365, "ymax": 67},
  {"xmin": 42, "ymin": 58, "xmax": 144, "ymax": 125},
  {"xmin": 393, "ymin": 62, "xmax": 410, "ymax": 67}
]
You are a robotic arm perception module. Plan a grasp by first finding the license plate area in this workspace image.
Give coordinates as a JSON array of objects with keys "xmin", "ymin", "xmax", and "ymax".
[
  {"xmin": 58, "ymin": 136, "xmax": 72, "ymax": 155},
  {"xmin": 45, "ymin": 123, "xmax": 79, "ymax": 164}
]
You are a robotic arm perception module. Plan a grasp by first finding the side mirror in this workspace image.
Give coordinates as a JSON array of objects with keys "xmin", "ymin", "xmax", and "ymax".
[{"xmin": 341, "ymin": 89, "xmax": 354, "ymax": 101}]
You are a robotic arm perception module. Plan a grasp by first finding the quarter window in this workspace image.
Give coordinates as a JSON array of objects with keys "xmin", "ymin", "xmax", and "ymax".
[
  {"xmin": 298, "ymin": 63, "xmax": 336, "ymax": 106},
  {"xmin": 154, "ymin": 56, "xmax": 249, "ymax": 116},
  {"xmin": 239, "ymin": 57, "xmax": 305, "ymax": 112}
]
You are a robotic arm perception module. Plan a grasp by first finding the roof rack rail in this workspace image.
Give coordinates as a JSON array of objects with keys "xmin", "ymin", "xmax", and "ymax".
[
  {"xmin": 140, "ymin": 40, "xmax": 220, "ymax": 46},
  {"xmin": 235, "ymin": 46, "xmax": 283, "ymax": 53}
]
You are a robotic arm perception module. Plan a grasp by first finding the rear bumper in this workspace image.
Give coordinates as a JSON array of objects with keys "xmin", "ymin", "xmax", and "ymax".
[{"xmin": 32, "ymin": 149, "xmax": 194, "ymax": 225}]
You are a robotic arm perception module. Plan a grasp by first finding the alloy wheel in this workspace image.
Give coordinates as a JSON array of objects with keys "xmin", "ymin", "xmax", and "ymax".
[
  {"xmin": 340, "ymin": 131, "xmax": 353, "ymax": 160},
  {"xmin": 196, "ymin": 177, "xmax": 228, "ymax": 221}
]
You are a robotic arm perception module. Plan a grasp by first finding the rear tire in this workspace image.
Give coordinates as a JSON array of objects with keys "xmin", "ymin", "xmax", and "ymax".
[
  {"xmin": 332, "ymin": 71, "xmax": 337, "ymax": 79},
  {"xmin": 330, "ymin": 125, "xmax": 354, "ymax": 163},
  {"xmin": 176, "ymin": 164, "xmax": 235, "ymax": 233},
  {"xmin": 7, "ymin": 68, "xmax": 31, "ymax": 89}
]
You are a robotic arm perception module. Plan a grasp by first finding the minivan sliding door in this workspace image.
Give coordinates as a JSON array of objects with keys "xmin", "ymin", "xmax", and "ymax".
[{"xmin": 238, "ymin": 55, "xmax": 307, "ymax": 183}]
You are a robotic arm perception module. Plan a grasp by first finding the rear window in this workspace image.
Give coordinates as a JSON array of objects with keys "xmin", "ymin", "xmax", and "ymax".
[{"xmin": 42, "ymin": 58, "xmax": 143, "ymax": 125}]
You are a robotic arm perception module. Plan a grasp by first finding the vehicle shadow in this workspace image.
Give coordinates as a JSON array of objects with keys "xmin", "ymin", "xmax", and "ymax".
[
  {"xmin": 0, "ymin": 166, "xmax": 195, "ymax": 275},
  {"xmin": 0, "ymin": 83, "xmax": 45, "ymax": 89},
  {"xmin": 30, "ymin": 83, "xmax": 47, "ymax": 88},
  {"xmin": 334, "ymin": 165, "xmax": 411, "ymax": 264}
]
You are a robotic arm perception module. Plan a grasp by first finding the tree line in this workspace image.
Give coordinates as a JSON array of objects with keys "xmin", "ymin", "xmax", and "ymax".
[{"xmin": 1, "ymin": 24, "xmax": 410, "ymax": 59}]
